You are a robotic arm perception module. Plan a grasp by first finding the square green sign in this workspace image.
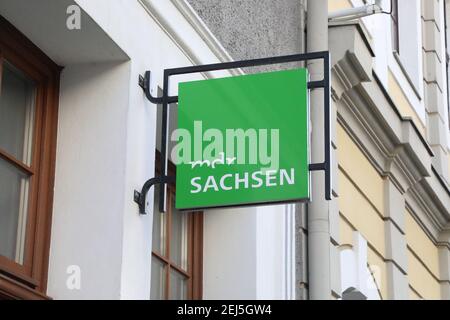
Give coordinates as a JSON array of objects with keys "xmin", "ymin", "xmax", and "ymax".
[{"xmin": 175, "ymin": 68, "xmax": 310, "ymax": 210}]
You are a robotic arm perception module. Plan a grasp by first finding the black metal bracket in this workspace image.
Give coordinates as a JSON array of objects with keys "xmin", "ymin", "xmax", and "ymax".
[
  {"xmin": 138, "ymin": 71, "xmax": 178, "ymax": 105},
  {"xmin": 135, "ymin": 51, "xmax": 331, "ymax": 215},
  {"xmin": 138, "ymin": 71, "xmax": 163, "ymax": 104},
  {"xmin": 134, "ymin": 176, "xmax": 175, "ymax": 214}
]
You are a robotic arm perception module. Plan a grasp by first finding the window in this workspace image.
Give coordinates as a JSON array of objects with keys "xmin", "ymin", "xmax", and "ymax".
[
  {"xmin": 390, "ymin": 0, "xmax": 423, "ymax": 97},
  {"xmin": 391, "ymin": 0, "xmax": 400, "ymax": 53},
  {"xmin": 0, "ymin": 61, "xmax": 35, "ymax": 265},
  {"xmin": 150, "ymin": 154, "xmax": 203, "ymax": 300},
  {"xmin": 0, "ymin": 16, "xmax": 60, "ymax": 299}
]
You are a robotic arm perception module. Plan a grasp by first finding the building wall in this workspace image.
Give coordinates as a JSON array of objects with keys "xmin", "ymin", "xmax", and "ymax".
[
  {"xmin": 187, "ymin": 0, "xmax": 305, "ymax": 67},
  {"xmin": 50, "ymin": 0, "xmax": 216, "ymax": 299},
  {"xmin": 187, "ymin": 0, "xmax": 450, "ymax": 300},
  {"xmin": 51, "ymin": 62, "xmax": 131, "ymax": 299},
  {"xmin": 337, "ymin": 123, "xmax": 388, "ymax": 298},
  {"xmin": 405, "ymin": 210, "xmax": 442, "ymax": 299},
  {"xmin": 46, "ymin": 0, "xmax": 295, "ymax": 300},
  {"xmin": 1, "ymin": 0, "xmax": 238, "ymax": 299},
  {"xmin": 331, "ymin": 0, "xmax": 450, "ymax": 300},
  {"xmin": 1, "ymin": 0, "xmax": 448, "ymax": 300},
  {"xmin": 423, "ymin": 0, "xmax": 450, "ymax": 183}
]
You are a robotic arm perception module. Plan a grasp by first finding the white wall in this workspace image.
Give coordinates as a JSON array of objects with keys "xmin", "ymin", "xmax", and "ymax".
[
  {"xmin": 49, "ymin": 62, "xmax": 131, "ymax": 299},
  {"xmin": 49, "ymin": 0, "xmax": 215, "ymax": 299},
  {"xmin": 256, "ymin": 204, "xmax": 295, "ymax": 300},
  {"xmin": 71, "ymin": 0, "xmax": 296, "ymax": 300},
  {"xmin": 203, "ymin": 207, "xmax": 258, "ymax": 299},
  {"xmin": 203, "ymin": 204, "xmax": 295, "ymax": 300},
  {"xmin": 71, "ymin": 0, "xmax": 234, "ymax": 299}
]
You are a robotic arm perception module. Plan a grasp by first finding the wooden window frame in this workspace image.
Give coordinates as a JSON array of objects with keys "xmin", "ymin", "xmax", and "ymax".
[
  {"xmin": 0, "ymin": 16, "xmax": 60, "ymax": 300},
  {"xmin": 152, "ymin": 152, "xmax": 203, "ymax": 300}
]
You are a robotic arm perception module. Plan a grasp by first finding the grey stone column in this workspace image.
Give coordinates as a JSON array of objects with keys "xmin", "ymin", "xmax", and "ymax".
[{"xmin": 384, "ymin": 179, "xmax": 409, "ymax": 300}]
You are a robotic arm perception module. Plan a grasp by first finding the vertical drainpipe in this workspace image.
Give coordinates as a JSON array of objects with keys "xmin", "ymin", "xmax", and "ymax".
[
  {"xmin": 296, "ymin": 0, "xmax": 308, "ymax": 301},
  {"xmin": 306, "ymin": 0, "xmax": 331, "ymax": 300}
]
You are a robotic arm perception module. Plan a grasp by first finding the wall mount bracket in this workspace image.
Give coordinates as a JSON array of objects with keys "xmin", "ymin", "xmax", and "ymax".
[{"xmin": 135, "ymin": 51, "xmax": 331, "ymax": 215}]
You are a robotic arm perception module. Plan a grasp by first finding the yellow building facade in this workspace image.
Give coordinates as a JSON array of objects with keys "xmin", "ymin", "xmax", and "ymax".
[{"xmin": 329, "ymin": 0, "xmax": 450, "ymax": 300}]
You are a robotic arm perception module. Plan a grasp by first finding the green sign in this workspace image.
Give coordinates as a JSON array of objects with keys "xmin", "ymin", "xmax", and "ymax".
[{"xmin": 174, "ymin": 68, "xmax": 310, "ymax": 210}]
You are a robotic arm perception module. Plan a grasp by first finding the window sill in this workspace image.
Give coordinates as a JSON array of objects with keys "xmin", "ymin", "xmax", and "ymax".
[{"xmin": 0, "ymin": 274, "xmax": 50, "ymax": 300}]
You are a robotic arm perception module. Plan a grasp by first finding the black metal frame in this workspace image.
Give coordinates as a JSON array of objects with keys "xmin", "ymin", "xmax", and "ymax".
[{"xmin": 135, "ymin": 51, "xmax": 331, "ymax": 214}]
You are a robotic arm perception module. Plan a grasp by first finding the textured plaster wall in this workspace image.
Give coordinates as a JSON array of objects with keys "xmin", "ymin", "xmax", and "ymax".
[{"xmin": 187, "ymin": 0, "xmax": 305, "ymax": 72}]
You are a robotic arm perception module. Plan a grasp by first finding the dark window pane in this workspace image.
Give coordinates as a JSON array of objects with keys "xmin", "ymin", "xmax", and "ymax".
[
  {"xmin": 169, "ymin": 269, "xmax": 187, "ymax": 300},
  {"xmin": 152, "ymin": 185, "xmax": 167, "ymax": 255},
  {"xmin": 170, "ymin": 195, "xmax": 188, "ymax": 270},
  {"xmin": 391, "ymin": 0, "xmax": 399, "ymax": 52},
  {"xmin": 0, "ymin": 159, "xmax": 30, "ymax": 264},
  {"xmin": 150, "ymin": 257, "xmax": 166, "ymax": 300},
  {"xmin": 0, "ymin": 61, "xmax": 36, "ymax": 165}
]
